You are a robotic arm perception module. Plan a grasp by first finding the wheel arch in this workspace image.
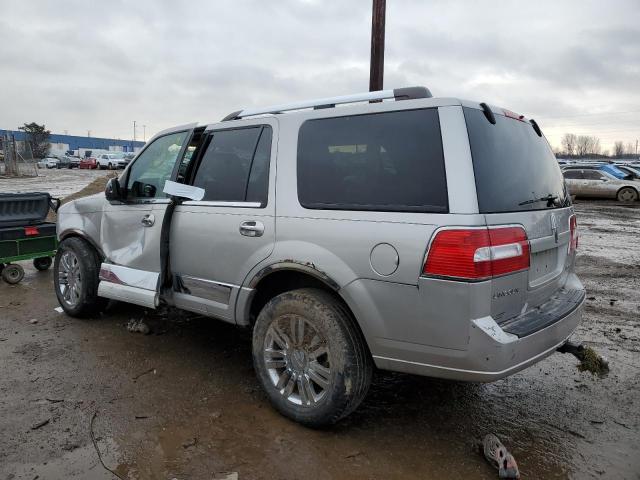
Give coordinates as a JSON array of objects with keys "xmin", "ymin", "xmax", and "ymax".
[
  {"xmin": 239, "ymin": 261, "xmax": 367, "ymax": 342},
  {"xmin": 58, "ymin": 229, "xmax": 105, "ymax": 259},
  {"xmin": 617, "ymin": 185, "xmax": 639, "ymax": 196}
]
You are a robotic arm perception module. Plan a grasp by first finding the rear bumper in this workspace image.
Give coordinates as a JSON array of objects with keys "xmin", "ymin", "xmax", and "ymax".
[
  {"xmin": 373, "ymin": 298, "xmax": 583, "ymax": 381},
  {"xmin": 342, "ymin": 274, "xmax": 585, "ymax": 382}
]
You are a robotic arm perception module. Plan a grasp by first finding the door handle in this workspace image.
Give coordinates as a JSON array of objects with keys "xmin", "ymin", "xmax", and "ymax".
[
  {"xmin": 141, "ymin": 214, "xmax": 155, "ymax": 227},
  {"xmin": 239, "ymin": 220, "xmax": 264, "ymax": 237}
]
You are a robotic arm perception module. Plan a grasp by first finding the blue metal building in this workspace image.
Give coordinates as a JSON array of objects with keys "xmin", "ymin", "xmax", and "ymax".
[{"xmin": 0, "ymin": 129, "xmax": 145, "ymax": 153}]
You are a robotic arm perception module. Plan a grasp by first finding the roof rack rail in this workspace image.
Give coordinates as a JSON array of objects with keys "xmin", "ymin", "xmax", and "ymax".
[{"xmin": 221, "ymin": 86, "xmax": 432, "ymax": 121}]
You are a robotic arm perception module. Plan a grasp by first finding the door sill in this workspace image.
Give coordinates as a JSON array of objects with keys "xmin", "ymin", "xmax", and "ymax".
[{"xmin": 98, "ymin": 281, "xmax": 158, "ymax": 309}]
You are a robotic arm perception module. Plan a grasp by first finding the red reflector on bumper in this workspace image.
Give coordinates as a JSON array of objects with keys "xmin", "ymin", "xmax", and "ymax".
[{"xmin": 24, "ymin": 226, "xmax": 39, "ymax": 236}]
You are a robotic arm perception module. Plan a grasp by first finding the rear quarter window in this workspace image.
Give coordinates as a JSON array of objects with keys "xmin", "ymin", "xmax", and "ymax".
[{"xmin": 297, "ymin": 109, "xmax": 448, "ymax": 213}]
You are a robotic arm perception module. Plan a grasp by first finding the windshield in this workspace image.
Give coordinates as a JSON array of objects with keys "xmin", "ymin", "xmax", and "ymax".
[{"xmin": 464, "ymin": 107, "xmax": 568, "ymax": 213}]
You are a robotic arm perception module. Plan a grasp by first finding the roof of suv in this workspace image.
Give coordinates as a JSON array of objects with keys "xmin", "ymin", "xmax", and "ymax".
[{"xmin": 148, "ymin": 87, "xmax": 531, "ymax": 142}]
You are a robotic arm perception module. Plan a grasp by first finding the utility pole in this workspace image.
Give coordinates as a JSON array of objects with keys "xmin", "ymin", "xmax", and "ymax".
[
  {"xmin": 87, "ymin": 130, "xmax": 91, "ymax": 137},
  {"xmin": 636, "ymin": 139, "xmax": 638, "ymax": 156},
  {"xmin": 143, "ymin": 125, "xmax": 146, "ymax": 142},
  {"xmin": 369, "ymin": 0, "xmax": 386, "ymax": 92},
  {"xmin": 133, "ymin": 121, "xmax": 137, "ymax": 142}
]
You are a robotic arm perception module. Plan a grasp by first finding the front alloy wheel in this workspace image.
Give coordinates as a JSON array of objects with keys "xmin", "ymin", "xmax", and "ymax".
[
  {"xmin": 54, "ymin": 237, "xmax": 106, "ymax": 317},
  {"xmin": 617, "ymin": 187, "xmax": 638, "ymax": 203},
  {"xmin": 58, "ymin": 250, "xmax": 82, "ymax": 307}
]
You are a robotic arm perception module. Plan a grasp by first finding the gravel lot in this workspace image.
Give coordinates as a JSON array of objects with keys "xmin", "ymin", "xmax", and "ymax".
[
  {"xmin": 0, "ymin": 168, "xmax": 111, "ymax": 198},
  {"xmin": 0, "ymin": 183, "xmax": 638, "ymax": 479}
]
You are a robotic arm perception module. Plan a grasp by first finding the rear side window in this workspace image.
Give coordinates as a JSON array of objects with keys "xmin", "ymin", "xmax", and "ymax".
[
  {"xmin": 193, "ymin": 126, "xmax": 272, "ymax": 206},
  {"xmin": 464, "ymin": 107, "xmax": 568, "ymax": 213},
  {"xmin": 297, "ymin": 109, "xmax": 448, "ymax": 213},
  {"xmin": 562, "ymin": 170, "xmax": 582, "ymax": 179},
  {"xmin": 583, "ymin": 170, "xmax": 606, "ymax": 180}
]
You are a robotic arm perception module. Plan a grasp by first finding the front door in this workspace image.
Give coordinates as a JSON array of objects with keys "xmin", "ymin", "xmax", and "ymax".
[
  {"xmin": 98, "ymin": 127, "xmax": 193, "ymax": 305},
  {"xmin": 170, "ymin": 119, "xmax": 278, "ymax": 322}
]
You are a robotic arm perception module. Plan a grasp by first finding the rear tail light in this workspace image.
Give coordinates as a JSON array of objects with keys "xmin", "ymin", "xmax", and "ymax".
[
  {"xmin": 568, "ymin": 214, "xmax": 578, "ymax": 254},
  {"xmin": 423, "ymin": 226, "xmax": 530, "ymax": 281},
  {"xmin": 24, "ymin": 226, "xmax": 39, "ymax": 236}
]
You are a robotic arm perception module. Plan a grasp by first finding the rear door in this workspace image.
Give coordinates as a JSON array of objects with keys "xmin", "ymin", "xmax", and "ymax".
[
  {"xmin": 463, "ymin": 107, "xmax": 576, "ymax": 331},
  {"xmin": 169, "ymin": 119, "xmax": 277, "ymax": 322}
]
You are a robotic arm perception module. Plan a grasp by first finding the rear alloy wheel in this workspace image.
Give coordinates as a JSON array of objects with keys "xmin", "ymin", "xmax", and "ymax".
[
  {"xmin": 108, "ymin": 162, "xmax": 113, "ymax": 170},
  {"xmin": 617, "ymin": 187, "xmax": 638, "ymax": 203},
  {"xmin": 2, "ymin": 264, "xmax": 25, "ymax": 284},
  {"xmin": 54, "ymin": 237, "xmax": 107, "ymax": 317},
  {"xmin": 253, "ymin": 288, "xmax": 372, "ymax": 427}
]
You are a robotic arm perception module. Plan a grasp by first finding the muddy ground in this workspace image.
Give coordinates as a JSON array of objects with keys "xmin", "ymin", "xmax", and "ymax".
[{"xmin": 0, "ymin": 191, "xmax": 638, "ymax": 479}]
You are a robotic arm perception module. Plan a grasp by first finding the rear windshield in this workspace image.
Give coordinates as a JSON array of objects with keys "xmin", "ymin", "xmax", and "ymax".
[
  {"xmin": 464, "ymin": 107, "xmax": 568, "ymax": 213},
  {"xmin": 297, "ymin": 109, "xmax": 448, "ymax": 213}
]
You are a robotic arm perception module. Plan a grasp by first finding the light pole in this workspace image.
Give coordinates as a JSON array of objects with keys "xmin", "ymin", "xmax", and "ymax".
[
  {"xmin": 143, "ymin": 125, "xmax": 146, "ymax": 142},
  {"xmin": 369, "ymin": 0, "xmax": 386, "ymax": 92},
  {"xmin": 133, "ymin": 120, "xmax": 137, "ymax": 142}
]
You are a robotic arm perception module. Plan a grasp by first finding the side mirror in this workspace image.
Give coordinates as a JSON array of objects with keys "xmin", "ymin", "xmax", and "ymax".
[{"xmin": 105, "ymin": 178, "xmax": 122, "ymax": 202}]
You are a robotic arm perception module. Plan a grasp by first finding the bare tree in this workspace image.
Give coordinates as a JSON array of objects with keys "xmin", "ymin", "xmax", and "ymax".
[
  {"xmin": 613, "ymin": 141, "xmax": 625, "ymax": 157},
  {"xmin": 575, "ymin": 135, "xmax": 601, "ymax": 157},
  {"xmin": 561, "ymin": 133, "xmax": 577, "ymax": 156},
  {"xmin": 576, "ymin": 135, "xmax": 589, "ymax": 156},
  {"xmin": 626, "ymin": 142, "xmax": 635, "ymax": 156}
]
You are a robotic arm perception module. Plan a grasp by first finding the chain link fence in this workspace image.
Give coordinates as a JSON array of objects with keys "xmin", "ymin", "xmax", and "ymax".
[{"xmin": 0, "ymin": 133, "xmax": 38, "ymax": 177}]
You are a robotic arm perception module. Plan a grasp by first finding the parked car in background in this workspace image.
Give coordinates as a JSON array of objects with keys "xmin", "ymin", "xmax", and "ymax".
[
  {"xmin": 562, "ymin": 168, "xmax": 639, "ymax": 202},
  {"xmin": 614, "ymin": 164, "xmax": 640, "ymax": 180},
  {"xmin": 79, "ymin": 157, "xmax": 98, "ymax": 169},
  {"xmin": 97, "ymin": 153, "xmax": 126, "ymax": 170},
  {"xmin": 56, "ymin": 156, "xmax": 80, "ymax": 169},
  {"xmin": 38, "ymin": 157, "xmax": 59, "ymax": 169},
  {"xmin": 55, "ymin": 86, "xmax": 585, "ymax": 426}
]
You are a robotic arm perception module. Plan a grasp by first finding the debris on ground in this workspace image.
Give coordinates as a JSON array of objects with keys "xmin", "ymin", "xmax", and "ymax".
[
  {"xmin": 54, "ymin": 306, "xmax": 63, "ymax": 313},
  {"xmin": 558, "ymin": 341, "xmax": 610, "ymax": 376},
  {"xmin": 30, "ymin": 419, "xmax": 50, "ymax": 431},
  {"xmin": 481, "ymin": 434, "xmax": 520, "ymax": 479},
  {"xmin": 577, "ymin": 346, "xmax": 610, "ymax": 376},
  {"xmin": 182, "ymin": 437, "xmax": 198, "ymax": 449},
  {"xmin": 90, "ymin": 410, "xmax": 127, "ymax": 480},
  {"xmin": 213, "ymin": 473, "xmax": 238, "ymax": 480},
  {"xmin": 132, "ymin": 367, "xmax": 156, "ymax": 382},
  {"xmin": 127, "ymin": 318, "xmax": 151, "ymax": 335},
  {"xmin": 29, "ymin": 319, "xmax": 38, "ymax": 324}
]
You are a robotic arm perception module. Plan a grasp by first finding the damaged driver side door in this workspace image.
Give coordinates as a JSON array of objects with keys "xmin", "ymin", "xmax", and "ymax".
[{"xmin": 98, "ymin": 126, "xmax": 194, "ymax": 308}]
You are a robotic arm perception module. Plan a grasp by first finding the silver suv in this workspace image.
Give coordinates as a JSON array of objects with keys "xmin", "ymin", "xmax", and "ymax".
[{"xmin": 54, "ymin": 87, "xmax": 585, "ymax": 426}]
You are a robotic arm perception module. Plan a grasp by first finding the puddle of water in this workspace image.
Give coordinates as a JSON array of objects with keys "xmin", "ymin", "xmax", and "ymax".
[{"xmin": 5, "ymin": 439, "xmax": 130, "ymax": 480}]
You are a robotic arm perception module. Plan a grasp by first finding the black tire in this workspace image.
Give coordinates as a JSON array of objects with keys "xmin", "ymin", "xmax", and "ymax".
[
  {"xmin": 617, "ymin": 187, "xmax": 638, "ymax": 203},
  {"xmin": 33, "ymin": 257, "xmax": 53, "ymax": 271},
  {"xmin": 252, "ymin": 288, "xmax": 372, "ymax": 427},
  {"xmin": 53, "ymin": 237, "xmax": 107, "ymax": 317},
  {"xmin": 2, "ymin": 264, "xmax": 25, "ymax": 284},
  {"xmin": 96, "ymin": 162, "xmax": 102, "ymax": 170}
]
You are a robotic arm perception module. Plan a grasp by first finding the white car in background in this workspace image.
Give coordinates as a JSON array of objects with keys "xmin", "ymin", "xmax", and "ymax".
[
  {"xmin": 96, "ymin": 153, "xmax": 127, "ymax": 170},
  {"xmin": 38, "ymin": 157, "xmax": 60, "ymax": 169}
]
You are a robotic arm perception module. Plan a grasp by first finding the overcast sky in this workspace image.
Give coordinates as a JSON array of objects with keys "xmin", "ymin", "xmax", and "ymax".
[{"xmin": 1, "ymin": 0, "xmax": 638, "ymax": 152}]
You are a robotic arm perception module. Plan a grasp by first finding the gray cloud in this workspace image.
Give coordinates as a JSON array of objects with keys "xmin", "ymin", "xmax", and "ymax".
[{"xmin": 0, "ymin": 0, "xmax": 638, "ymax": 149}]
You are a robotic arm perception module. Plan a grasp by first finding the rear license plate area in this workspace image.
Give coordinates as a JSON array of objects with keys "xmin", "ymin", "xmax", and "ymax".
[{"xmin": 529, "ymin": 248, "xmax": 558, "ymax": 283}]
